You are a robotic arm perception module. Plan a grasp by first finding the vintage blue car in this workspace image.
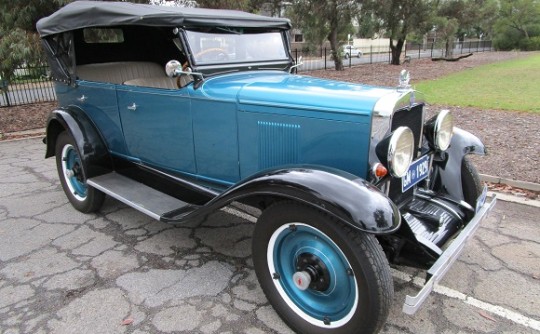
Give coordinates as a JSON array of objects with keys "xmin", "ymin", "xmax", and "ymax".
[{"xmin": 37, "ymin": 2, "xmax": 496, "ymax": 333}]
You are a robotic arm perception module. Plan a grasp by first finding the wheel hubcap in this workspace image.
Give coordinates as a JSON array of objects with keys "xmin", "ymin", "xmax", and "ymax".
[
  {"xmin": 61, "ymin": 144, "xmax": 87, "ymax": 201},
  {"xmin": 267, "ymin": 223, "xmax": 358, "ymax": 328}
]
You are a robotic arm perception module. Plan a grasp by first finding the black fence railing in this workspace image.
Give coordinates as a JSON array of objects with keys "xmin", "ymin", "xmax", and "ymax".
[
  {"xmin": 1, "ymin": 66, "xmax": 56, "ymax": 108},
  {"xmin": 292, "ymin": 40, "xmax": 493, "ymax": 71},
  {"xmin": 1, "ymin": 40, "xmax": 493, "ymax": 107}
]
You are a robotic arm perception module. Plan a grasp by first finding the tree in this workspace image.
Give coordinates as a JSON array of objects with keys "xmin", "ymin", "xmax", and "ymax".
[
  {"xmin": 494, "ymin": 0, "xmax": 540, "ymax": 50},
  {"xmin": 433, "ymin": 0, "xmax": 498, "ymax": 58},
  {"xmin": 290, "ymin": 0, "xmax": 360, "ymax": 70},
  {"xmin": 363, "ymin": 0, "xmax": 434, "ymax": 65},
  {"xmin": 196, "ymin": 0, "xmax": 251, "ymax": 10},
  {"xmin": 0, "ymin": 0, "xmax": 71, "ymax": 81}
]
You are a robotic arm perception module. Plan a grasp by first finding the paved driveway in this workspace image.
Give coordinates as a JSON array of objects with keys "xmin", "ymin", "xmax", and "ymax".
[{"xmin": 1, "ymin": 138, "xmax": 539, "ymax": 333}]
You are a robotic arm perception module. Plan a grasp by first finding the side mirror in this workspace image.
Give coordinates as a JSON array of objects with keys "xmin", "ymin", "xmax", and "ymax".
[{"xmin": 165, "ymin": 60, "xmax": 182, "ymax": 77}]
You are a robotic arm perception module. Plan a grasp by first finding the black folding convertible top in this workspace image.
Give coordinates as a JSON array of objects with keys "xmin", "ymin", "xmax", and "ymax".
[{"xmin": 36, "ymin": 0, "xmax": 291, "ymax": 37}]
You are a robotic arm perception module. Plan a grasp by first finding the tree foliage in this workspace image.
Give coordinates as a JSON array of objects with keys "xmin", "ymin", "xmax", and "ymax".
[
  {"xmin": 494, "ymin": 0, "xmax": 540, "ymax": 50},
  {"xmin": 0, "ymin": 0, "xmax": 71, "ymax": 81},
  {"xmin": 289, "ymin": 0, "xmax": 360, "ymax": 70},
  {"xmin": 433, "ymin": 0, "xmax": 498, "ymax": 57},
  {"xmin": 363, "ymin": 0, "xmax": 434, "ymax": 65}
]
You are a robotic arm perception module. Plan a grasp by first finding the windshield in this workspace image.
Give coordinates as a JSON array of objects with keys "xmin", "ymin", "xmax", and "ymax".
[{"xmin": 185, "ymin": 30, "xmax": 288, "ymax": 65}]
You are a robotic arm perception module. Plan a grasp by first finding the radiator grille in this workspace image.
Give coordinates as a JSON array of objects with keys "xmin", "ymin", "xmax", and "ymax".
[{"xmin": 258, "ymin": 121, "xmax": 300, "ymax": 169}]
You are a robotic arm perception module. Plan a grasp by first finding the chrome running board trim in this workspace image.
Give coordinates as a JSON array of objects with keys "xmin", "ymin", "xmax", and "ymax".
[{"xmin": 88, "ymin": 172, "xmax": 189, "ymax": 221}]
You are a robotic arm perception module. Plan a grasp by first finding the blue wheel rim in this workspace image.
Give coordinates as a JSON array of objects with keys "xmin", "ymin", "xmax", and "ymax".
[
  {"xmin": 61, "ymin": 144, "xmax": 87, "ymax": 200},
  {"xmin": 267, "ymin": 223, "xmax": 358, "ymax": 328}
]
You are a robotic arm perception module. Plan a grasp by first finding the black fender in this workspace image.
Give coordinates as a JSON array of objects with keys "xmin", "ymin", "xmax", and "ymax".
[
  {"xmin": 184, "ymin": 166, "xmax": 401, "ymax": 234},
  {"xmin": 44, "ymin": 106, "xmax": 112, "ymax": 179},
  {"xmin": 434, "ymin": 127, "xmax": 486, "ymax": 201}
]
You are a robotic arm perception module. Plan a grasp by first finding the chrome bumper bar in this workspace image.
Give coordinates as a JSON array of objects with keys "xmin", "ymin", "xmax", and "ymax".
[{"xmin": 402, "ymin": 194, "xmax": 497, "ymax": 314}]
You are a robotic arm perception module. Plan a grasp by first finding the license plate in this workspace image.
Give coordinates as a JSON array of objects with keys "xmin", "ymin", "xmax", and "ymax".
[{"xmin": 402, "ymin": 155, "xmax": 431, "ymax": 192}]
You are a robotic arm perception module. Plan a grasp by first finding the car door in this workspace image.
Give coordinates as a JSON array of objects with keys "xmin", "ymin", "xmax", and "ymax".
[{"xmin": 116, "ymin": 85, "xmax": 196, "ymax": 174}]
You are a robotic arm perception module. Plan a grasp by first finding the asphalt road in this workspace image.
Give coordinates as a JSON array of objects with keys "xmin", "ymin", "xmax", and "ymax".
[{"xmin": 1, "ymin": 137, "xmax": 539, "ymax": 333}]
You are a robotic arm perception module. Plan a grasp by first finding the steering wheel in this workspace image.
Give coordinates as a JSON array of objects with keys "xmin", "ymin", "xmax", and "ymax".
[{"xmin": 195, "ymin": 48, "xmax": 228, "ymax": 62}]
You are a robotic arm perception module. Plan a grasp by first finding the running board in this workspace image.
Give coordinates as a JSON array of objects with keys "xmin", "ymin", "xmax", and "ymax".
[{"xmin": 87, "ymin": 172, "xmax": 195, "ymax": 221}]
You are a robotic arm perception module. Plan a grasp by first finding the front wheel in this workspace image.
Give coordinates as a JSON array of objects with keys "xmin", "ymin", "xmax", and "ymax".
[
  {"xmin": 55, "ymin": 131, "xmax": 105, "ymax": 213},
  {"xmin": 252, "ymin": 202, "xmax": 393, "ymax": 334},
  {"xmin": 461, "ymin": 156, "xmax": 483, "ymax": 207}
]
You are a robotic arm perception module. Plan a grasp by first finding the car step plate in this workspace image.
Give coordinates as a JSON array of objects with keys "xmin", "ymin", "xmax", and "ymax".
[{"xmin": 88, "ymin": 172, "xmax": 189, "ymax": 221}]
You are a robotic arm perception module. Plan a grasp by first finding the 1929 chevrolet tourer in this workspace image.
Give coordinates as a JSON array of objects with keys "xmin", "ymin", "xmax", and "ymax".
[{"xmin": 37, "ymin": 2, "xmax": 496, "ymax": 333}]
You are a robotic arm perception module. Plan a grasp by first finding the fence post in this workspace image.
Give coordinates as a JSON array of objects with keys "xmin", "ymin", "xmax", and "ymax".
[
  {"xmin": 418, "ymin": 45, "xmax": 421, "ymax": 59},
  {"xmin": 324, "ymin": 47, "xmax": 327, "ymax": 70},
  {"xmin": 294, "ymin": 49, "xmax": 298, "ymax": 74},
  {"xmin": 1, "ymin": 80, "xmax": 11, "ymax": 107},
  {"xmin": 370, "ymin": 45, "xmax": 373, "ymax": 64}
]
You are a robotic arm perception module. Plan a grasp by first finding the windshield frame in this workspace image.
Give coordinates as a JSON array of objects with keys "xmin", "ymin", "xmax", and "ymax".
[{"xmin": 180, "ymin": 27, "xmax": 293, "ymax": 74}]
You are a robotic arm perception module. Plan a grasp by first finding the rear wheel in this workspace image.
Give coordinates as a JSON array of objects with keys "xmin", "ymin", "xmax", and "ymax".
[
  {"xmin": 55, "ymin": 131, "xmax": 105, "ymax": 213},
  {"xmin": 252, "ymin": 201, "xmax": 393, "ymax": 334}
]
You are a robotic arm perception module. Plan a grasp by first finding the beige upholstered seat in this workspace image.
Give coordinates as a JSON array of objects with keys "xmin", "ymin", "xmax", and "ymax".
[
  {"xmin": 76, "ymin": 62, "xmax": 165, "ymax": 84},
  {"xmin": 77, "ymin": 61, "xmax": 192, "ymax": 89}
]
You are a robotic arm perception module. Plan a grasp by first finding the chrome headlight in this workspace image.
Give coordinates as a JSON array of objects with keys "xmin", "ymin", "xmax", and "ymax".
[
  {"xmin": 426, "ymin": 110, "xmax": 454, "ymax": 151},
  {"xmin": 376, "ymin": 126, "xmax": 415, "ymax": 178}
]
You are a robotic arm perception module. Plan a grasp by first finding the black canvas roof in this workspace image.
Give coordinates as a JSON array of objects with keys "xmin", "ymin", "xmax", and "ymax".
[{"xmin": 37, "ymin": 1, "xmax": 291, "ymax": 37}]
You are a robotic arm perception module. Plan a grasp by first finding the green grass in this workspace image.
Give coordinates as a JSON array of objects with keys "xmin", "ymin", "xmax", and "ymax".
[{"xmin": 415, "ymin": 54, "xmax": 540, "ymax": 112}]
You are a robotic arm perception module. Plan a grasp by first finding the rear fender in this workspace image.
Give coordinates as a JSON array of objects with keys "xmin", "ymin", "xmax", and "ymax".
[
  {"xmin": 434, "ymin": 127, "xmax": 486, "ymax": 201},
  {"xmin": 199, "ymin": 166, "xmax": 401, "ymax": 234},
  {"xmin": 45, "ymin": 107, "xmax": 112, "ymax": 179}
]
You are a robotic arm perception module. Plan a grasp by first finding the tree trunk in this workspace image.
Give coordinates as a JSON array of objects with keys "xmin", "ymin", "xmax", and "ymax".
[
  {"xmin": 445, "ymin": 38, "xmax": 454, "ymax": 58},
  {"xmin": 390, "ymin": 38, "xmax": 405, "ymax": 65},
  {"xmin": 328, "ymin": 28, "xmax": 343, "ymax": 71}
]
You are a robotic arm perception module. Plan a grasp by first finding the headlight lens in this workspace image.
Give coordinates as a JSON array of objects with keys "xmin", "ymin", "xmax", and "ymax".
[
  {"xmin": 376, "ymin": 126, "xmax": 415, "ymax": 178},
  {"xmin": 388, "ymin": 127, "xmax": 415, "ymax": 177},
  {"xmin": 433, "ymin": 110, "xmax": 454, "ymax": 151}
]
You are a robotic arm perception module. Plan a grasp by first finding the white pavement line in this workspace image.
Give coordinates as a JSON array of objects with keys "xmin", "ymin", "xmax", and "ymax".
[
  {"xmin": 224, "ymin": 206, "xmax": 540, "ymax": 331},
  {"xmin": 392, "ymin": 269, "xmax": 540, "ymax": 331}
]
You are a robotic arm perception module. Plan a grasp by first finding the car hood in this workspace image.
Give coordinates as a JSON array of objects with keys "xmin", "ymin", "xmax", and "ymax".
[{"xmin": 198, "ymin": 71, "xmax": 398, "ymax": 116}]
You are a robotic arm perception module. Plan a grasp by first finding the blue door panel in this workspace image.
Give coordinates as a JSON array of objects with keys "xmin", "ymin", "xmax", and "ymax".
[
  {"xmin": 58, "ymin": 81, "xmax": 128, "ymax": 156},
  {"xmin": 117, "ymin": 87, "xmax": 195, "ymax": 173}
]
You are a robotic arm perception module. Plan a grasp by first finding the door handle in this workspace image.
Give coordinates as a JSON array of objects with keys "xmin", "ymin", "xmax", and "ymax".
[
  {"xmin": 127, "ymin": 103, "xmax": 138, "ymax": 111},
  {"xmin": 77, "ymin": 95, "xmax": 87, "ymax": 102}
]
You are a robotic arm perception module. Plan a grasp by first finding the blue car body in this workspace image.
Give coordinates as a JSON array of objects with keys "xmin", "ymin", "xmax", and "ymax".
[{"xmin": 57, "ymin": 71, "xmax": 389, "ymax": 187}]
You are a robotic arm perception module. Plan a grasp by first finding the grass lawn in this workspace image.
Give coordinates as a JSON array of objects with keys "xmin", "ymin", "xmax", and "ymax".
[{"xmin": 415, "ymin": 53, "xmax": 540, "ymax": 112}]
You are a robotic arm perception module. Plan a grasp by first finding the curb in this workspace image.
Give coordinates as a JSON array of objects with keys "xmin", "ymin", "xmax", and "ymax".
[
  {"xmin": 0, "ymin": 128, "xmax": 45, "ymax": 142},
  {"xmin": 487, "ymin": 191, "xmax": 540, "ymax": 208},
  {"xmin": 480, "ymin": 174, "xmax": 540, "ymax": 192}
]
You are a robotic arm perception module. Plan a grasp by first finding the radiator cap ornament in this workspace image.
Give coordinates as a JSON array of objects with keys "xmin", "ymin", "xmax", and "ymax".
[{"xmin": 398, "ymin": 69, "xmax": 411, "ymax": 89}]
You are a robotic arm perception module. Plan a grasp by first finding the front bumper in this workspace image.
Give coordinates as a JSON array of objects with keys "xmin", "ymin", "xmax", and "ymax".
[{"xmin": 402, "ymin": 193, "xmax": 497, "ymax": 314}]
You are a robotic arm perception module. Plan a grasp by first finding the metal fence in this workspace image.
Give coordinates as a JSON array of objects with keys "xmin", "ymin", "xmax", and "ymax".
[
  {"xmin": 0, "ymin": 66, "xmax": 56, "ymax": 108},
  {"xmin": 292, "ymin": 40, "xmax": 493, "ymax": 72},
  {"xmin": 0, "ymin": 40, "xmax": 493, "ymax": 107}
]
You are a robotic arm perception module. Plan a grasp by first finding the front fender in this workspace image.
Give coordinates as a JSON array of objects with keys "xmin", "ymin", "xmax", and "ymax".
[
  {"xmin": 435, "ymin": 127, "xmax": 486, "ymax": 200},
  {"xmin": 45, "ymin": 106, "xmax": 112, "ymax": 179},
  {"xmin": 200, "ymin": 166, "xmax": 401, "ymax": 234}
]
